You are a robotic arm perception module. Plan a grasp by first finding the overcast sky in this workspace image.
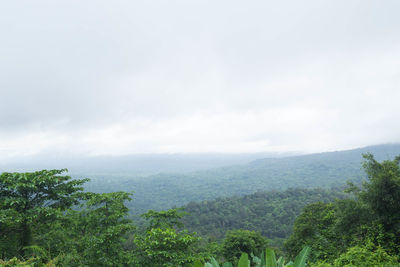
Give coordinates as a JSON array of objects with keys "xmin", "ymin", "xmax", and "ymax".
[{"xmin": 1, "ymin": 0, "xmax": 400, "ymax": 159}]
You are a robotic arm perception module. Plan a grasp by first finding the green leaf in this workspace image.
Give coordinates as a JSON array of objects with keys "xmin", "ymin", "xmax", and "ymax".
[
  {"xmin": 293, "ymin": 246, "xmax": 310, "ymax": 267},
  {"xmin": 276, "ymin": 256, "xmax": 284, "ymax": 267},
  {"xmin": 259, "ymin": 251, "xmax": 266, "ymax": 267},
  {"xmin": 210, "ymin": 257, "xmax": 220, "ymax": 267},
  {"xmin": 193, "ymin": 259, "xmax": 203, "ymax": 267},
  {"xmin": 265, "ymin": 248, "xmax": 277, "ymax": 267},
  {"xmin": 237, "ymin": 253, "xmax": 250, "ymax": 267},
  {"xmin": 222, "ymin": 262, "xmax": 233, "ymax": 267}
]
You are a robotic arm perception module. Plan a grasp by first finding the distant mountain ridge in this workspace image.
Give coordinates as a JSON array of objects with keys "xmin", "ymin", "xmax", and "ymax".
[
  {"xmin": 1, "ymin": 144, "xmax": 399, "ymax": 215},
  {"xmin": 251, "ymin": 143, "xmax": 400, "ymax": 165},
  {"xmin": 84, "ymin": 143, "xmax": 400, "ymax": 214},
  {"xmin": 0, "ymin": 152, "xmax": 293, "ymax": 175}
]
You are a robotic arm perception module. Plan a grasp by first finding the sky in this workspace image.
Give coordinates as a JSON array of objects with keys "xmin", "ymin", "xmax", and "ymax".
[{"xmin": 1, "ymin": 0, "xmax": 400, "ymax": 159}]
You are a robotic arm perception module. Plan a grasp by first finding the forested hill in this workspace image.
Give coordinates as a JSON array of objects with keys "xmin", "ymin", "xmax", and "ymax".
[
  {"xmin": 181, "ymin": 188, "xmax": 346, "ymax": 245},
  {"xmin": 0, "ymin": 152, "xmax": 289, "ymax": 175},
  {"xmin": 84, "ymin": 144, "xmax": 400, "ymax": 214}
]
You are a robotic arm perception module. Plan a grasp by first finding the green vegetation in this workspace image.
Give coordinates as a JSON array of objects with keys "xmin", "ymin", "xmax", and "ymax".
[
  {"xmin": 0, "ymin": 169, "xmax": 88, "ymax": 259},
  {"xmin": 200, "ymin": 246, "xmax": 310, "ymax": 267},
  {"xmin": 221, "ymin": 230, "xmax": 268, "ymax": 265},
  {"xmin": 181, "ymin": 188, "xmax": 345, "ymax": 245},
  {"xmin": 132, "ymin": 209, "xmax": 201, "ymax": 266},
  {"xmin": 1, "ymin": 151, "xmax": 399, "ymax": 266},
  {"xmin": 285, "ymin": 153, "xmax": 400, "ymax": 265},
  {"xmin": 85, "ymin": 144, "xmax": 400, "ymax": 215}
]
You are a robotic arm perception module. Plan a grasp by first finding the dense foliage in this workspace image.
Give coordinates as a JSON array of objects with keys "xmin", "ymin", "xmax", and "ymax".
[
  {"xmin": 181, "ymin": 188, "xmax": 345, "ymax": 245},
  {"xmin": 285, "ymin": 153, "xmax": 400, "ymax": 265},
  {"xmin": 201, "ymin": 246, "xmax": 310, "ymax": 267},
  {"xmin": 85, "ymin": 144, "xmax": 400, "ymax": 215},
  {"xmin": 132, "ymin": 209, "xmax": 201, "ymax": 266},
  {"xmin": 0, "ymin": 169, "xmax": 88, "ymax": 259},
  {"xmin": 1, "ymin": 151, "xmax": 400, "ymax": 266},
  {"xmin": 221, "ymin": 229, "xmax": 268, "ymax": 265}
]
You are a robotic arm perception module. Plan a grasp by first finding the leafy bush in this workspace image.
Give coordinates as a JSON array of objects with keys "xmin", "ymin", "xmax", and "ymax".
[
  {"xmin": 333, "ymin": 245, "xmax": 399, "ymax": 267},
  {"xmin": 0, "ymin": 256, "xmax": 60, "ymax": 267},
  {"xmin": 198, "ymin": 246, "xmax": 310, "ymax": 267},
  {"xmin": 221, "ymin": 230, "xmax": 268, "ymax": 265}
]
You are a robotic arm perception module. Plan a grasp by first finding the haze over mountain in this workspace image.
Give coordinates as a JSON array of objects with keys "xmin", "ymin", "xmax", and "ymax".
[
  {"xmin": 79, "ymin": 143, "xmax": 400, "ymax": 215},
  {"xmin": 0, "ymin": 151, "xmax": 295, "ymax": 175},
  {"xmin": 2, "ymin": 1, "xmax": 400, "ymax": 265},
  {"xmin": 2, "ymin": 143, "xmax": 398, "ymax": 215}
]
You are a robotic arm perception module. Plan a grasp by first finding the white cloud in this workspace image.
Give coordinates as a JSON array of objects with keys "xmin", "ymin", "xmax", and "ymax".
[{"xmin": 1, "ymin": 0, "xmax": 400, "ymax": 158}]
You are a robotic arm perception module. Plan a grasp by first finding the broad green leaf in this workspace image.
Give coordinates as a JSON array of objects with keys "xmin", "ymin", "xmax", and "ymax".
[
  {"xmin": 276, "ymin": 256, "xmax": 284, "ymax": 267},
  {"xmin": 210, "ymin": 257, "xmax": 220, "ymax": 267},
  {"xmin": 260, "ymin": 251, "xmax": 266, "ymax": 267},
  {"xmin": 265, "ymin": 248, "xmax": 277, "ymax": 267},
  {"xmin": 192, "ymin": 259, "xmax": 203, "ymax": 267},
  {"xmin": 237, "ymin": 253, "xmax": 250, "ymax": 267},
  {"xmin": 223, "ymin": 262, "xmax": 233, "ymax": 267},
  {"xmin": 293, "ymin": 246, "xmax": 310, "ymax": 267}
]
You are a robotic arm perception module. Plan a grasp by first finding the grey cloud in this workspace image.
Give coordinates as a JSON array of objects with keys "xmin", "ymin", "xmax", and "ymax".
[{"xmin": 0, "ymin": 0, "xmax": 400, "ymax": 155}]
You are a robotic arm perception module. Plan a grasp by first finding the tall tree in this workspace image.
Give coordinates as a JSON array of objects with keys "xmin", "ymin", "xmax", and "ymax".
[
  {"xmin": 357, "ymin": 153, "xmax": 400, "ymax": 228},
  {"xmin": 59, "ymin": 192, "xmax": 135, "ymax": 266},
  {"xmin": 286, "ymin": 153, "xmax": 400, "ymax": 263},
  {"xmin": 283, "ymin": 202, "xmax": 338, "ymax": 262},
  {"xmin": 0, "ymin": 169, "xmax": 88, "ymax": 258},
  {"xmin": 349, "ymin": 153, "xmax": 400, "ymax": 253}
]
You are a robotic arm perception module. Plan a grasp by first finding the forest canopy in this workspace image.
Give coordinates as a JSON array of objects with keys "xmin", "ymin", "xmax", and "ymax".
[{"xmin": 0, "ymin": 153, "xmax": 399, "ymax": 266}]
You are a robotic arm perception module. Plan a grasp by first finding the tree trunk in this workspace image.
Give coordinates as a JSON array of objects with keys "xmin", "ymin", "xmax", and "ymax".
[{"xmin": 19, "ymin": 219, "xmax": 31, "ymax": 257}]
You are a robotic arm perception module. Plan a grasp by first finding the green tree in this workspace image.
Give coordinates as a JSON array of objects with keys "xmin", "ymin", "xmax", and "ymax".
[
  {"xmin": 142, "ymin": 208, "xmax": 188, "ymax": 230},
  {"xmin": 58, "ymin": 192, "xmax": 135, "ymax": 266},
  {"xmin": 284, "ymin": 202, "xmax": 339, "ymax": 262},
  {"xmin": 331, "ymin": 198, "xmax": 370, "ymax": 246},
  {"xmin": 134, "ymin": 227, "xmax": 200, "ymax": 266},
  {"xmin": 358, "ymin": 154, "xmax": 400, "ymax": 227},
  {"xmin": 347, "ymin": 153, "xmax": 400, "ymax": 253},
  {"xmin": 0, "ymin": 169, "xmax": 88, "ymax": 258},
  {"xmin": 287, "ymin": 154, "xmax": 400, "ymax": 264},
  {"xmin": 134, "ymin": 209, "xmax": 200, "ymax": 266},
  {"xmin": 221, "ymin": 229, "xmax": 268, "ymax": 265}
]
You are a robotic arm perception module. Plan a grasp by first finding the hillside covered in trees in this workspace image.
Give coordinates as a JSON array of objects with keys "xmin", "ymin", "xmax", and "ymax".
[
  {"xmin": 1, "ymin": 152, "xmax": 399, "ymax": 266},
  {"xmin": 84, "ymin": 144, "xmax": 400, "ymax": 215},
  {"xmin": 181, "ymin": 188, "xmax": 346, "ymax": 246}
]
